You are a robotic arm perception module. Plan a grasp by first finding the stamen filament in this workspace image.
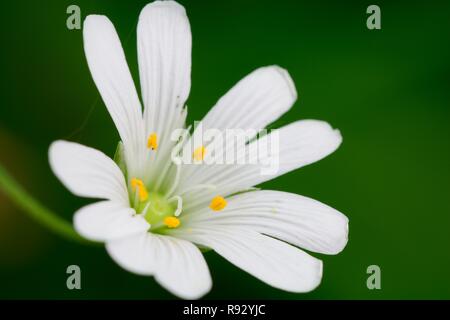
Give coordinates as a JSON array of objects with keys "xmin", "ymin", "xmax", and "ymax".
[
  {"xmin": 153, "ymin": 125, "xmax": 191, "ymax": 192},
  {"xmin": 140, "ymin": 202, "xmax": 151, "ymax": 216},
  {"xmin": 165, "ymin": 164, "xmax": 181, "ymax": 199},
  {"xmin": 168, "ymin": 195, "xmax": 183, "ymax": 217},
  {"xmin": 133, "ymin": 190, "xmax": 139, "ymax": 209}
]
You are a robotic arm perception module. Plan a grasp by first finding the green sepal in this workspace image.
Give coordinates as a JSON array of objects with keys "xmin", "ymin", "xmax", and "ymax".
[
  {"xmin": 198, "ymin": 245, "xmax": 212, "ymax": 253},
  {"xmin": 227, "ymin": 187, "xmax": 261, "ymax": 198},
  {"xmin": 113, "ymin": 141, "xmax": 127, "ymax": 180}
]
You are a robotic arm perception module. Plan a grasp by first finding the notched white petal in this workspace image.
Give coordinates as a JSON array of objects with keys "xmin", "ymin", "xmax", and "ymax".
[
  {"xmin": 188, "ymin": 190, "xmax": 349, "ymax": 255},
  {"xmin": 178, "ymin": 120, "xmax": 342, "ymax": 211},
  {"xmin": 137, "ymin": 0, "xmax": 191, "ymax": 133},
  {"xmin": 196, "ymin": 65, "xmax": 297, "ymax": 137},
  {"xmin": 137, "ymin": 0, "xmax": 192, "ymax": 185},
  {"xmin": 106, "ymin": 233, "xmax": 212, "ymax": 299},
  {"xmin": 175, "ymin": 227, "xmax": 322, "ymax": 293},
  {"xmin": 83, "ymin": 14, "xmax": 146, "ymax": 178},
  {"xmin": 175, "ymin": 66, "xmax": 300, "ymax": 197},
  {"xmin": 49, "ymin": 140, "xmax": 128, "ymax": 203},
  {"xmin": 74, "ymin": 201, "xmax": 149, "ymax": 242}
]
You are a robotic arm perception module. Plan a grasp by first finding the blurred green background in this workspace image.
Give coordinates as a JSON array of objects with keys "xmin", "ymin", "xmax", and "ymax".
[{"xmin": 1, "ymin": 0, "xmax": 450, "ymax": 299}]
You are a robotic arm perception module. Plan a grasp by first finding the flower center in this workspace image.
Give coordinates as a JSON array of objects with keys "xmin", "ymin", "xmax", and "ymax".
[
  {"xmin": 129, "ymin": 178, "xmax": 180, "ymax": 232},
  {"xmin": 141, "ymin": 192, "xmax": 175, "ymax": 225}
]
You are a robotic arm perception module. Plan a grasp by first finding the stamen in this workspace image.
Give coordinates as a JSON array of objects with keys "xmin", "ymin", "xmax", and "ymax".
[
  {"xmin": 133, "ymin": 190, "xmax": 139, "ymax": 208},
  {"xmin": 163, "ymin": 216, "xmax": 180, "ymax": 228},
  {"xmin": 165, "ymin": 164, "xmax": 181, "ymax": 199},
  {"xmin": 168, "ymin": 195, "xmax": 183, "ymax": 217},
  {"xmin": 193, "ymin": 145, "xmax": 206, "ymax": 161},
  {"xmin": 131, "ymin": 178, "xmax": 149, "ymax": 202},
  {"xmin": 140, "ymin": 202, "xmax": 151, "ymax": 216},
  {"xmin": 147, "ymin": 132, "xmax": 158, "ymax": 150},
  {"xmin": 153, "ymin": 125, "xmax": 191, "ymax": 192},
  {"xmin": 209, "ymin": 196, "xmax": 227, "ymax": 211}
]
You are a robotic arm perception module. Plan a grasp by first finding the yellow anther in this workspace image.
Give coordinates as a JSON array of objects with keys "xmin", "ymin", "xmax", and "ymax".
[
  {"xmin": 130, "ymin": 178, "xmax": 141, "ymax": 189},
  {"xmin": 163, "ymin": 216, "xmax": 181, "ymax": 228},
  {"xmin": 209, "ymin": 196, "xmax": 227, "ymax": 211},
  {"xmin": 147, "ymin": 132, "xmax": 158, "ymax": 150},
  {"xmin": 193, "ymin": 145, "xmax": 206, "ymax": 161},
  {"xmin": 130, "ymin": 178, "xmax": 149, "ymax": 202}
]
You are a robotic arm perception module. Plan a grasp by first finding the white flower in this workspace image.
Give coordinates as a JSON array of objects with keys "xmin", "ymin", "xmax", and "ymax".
[{"xmin": 49, "ymin": 0, "xmax": 348, "ymax": 299}]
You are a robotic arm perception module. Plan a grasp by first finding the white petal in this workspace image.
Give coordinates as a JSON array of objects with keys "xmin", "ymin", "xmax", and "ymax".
[
  {"xmin": 106, "ymin": 233, "xmax": 211, "ymax": 299},
  {"xmin": 83, "ymin": 15, "xmax": 146, "ymax": 178},
  {"xmin": 49, "ymin": 140, "xmax": 128, "ymax": 203},
  {"xmin": 179, "ymin": 120, "xmax": 342, "ymax": 211},
  {"xmin": 200, "ymin": 66, "xmax": 296, "ymax": 134},
  {"xmin": 176, "ymin": 66, "xmax": 297, "ymax": 187},
  {"xmin": 74, "ymin": 201, "xmax": 149, "ymax": 242},
  {"xmin": 186, "ymin": 190, "xmax": 348, "ymax": 254},
  {"xmin": 173, "ymin": 227, "xmax": 322, "ymax": 293},
  {"xmin": 137, "ymin": 1, "xmax": 191, "ymax": 186}
]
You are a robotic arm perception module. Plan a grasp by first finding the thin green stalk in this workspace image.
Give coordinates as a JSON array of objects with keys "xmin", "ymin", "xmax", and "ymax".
[{"xmin": 0, "ymin": 163, "xmax": 91, "ymax": 245}]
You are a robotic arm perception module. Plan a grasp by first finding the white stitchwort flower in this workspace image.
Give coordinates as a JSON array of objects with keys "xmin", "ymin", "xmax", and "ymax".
[{"xmin": 49, "ymin": 1, "xmax": 348, "ymax": 299}]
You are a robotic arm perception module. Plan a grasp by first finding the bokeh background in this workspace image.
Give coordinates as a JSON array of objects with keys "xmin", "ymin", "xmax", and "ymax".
[{"xmin": 1, "ymin": 0, "xmax": 450, "ymax": 299}]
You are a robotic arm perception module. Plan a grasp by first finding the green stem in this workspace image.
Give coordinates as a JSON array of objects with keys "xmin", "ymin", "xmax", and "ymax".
[{"xmin": 0, "ymin": 163, "xmax": 91, "ymax": 245}]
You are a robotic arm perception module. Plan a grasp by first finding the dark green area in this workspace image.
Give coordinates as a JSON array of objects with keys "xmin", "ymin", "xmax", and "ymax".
[{"xmin": 0, "ymin": 0, "xmax": 449, "ymax": 299}]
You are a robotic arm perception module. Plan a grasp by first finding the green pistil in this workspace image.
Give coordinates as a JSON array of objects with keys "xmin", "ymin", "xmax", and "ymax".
[{"xmin": 136, "ymin": 192, "xmax": 175, "ymax": 228}]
